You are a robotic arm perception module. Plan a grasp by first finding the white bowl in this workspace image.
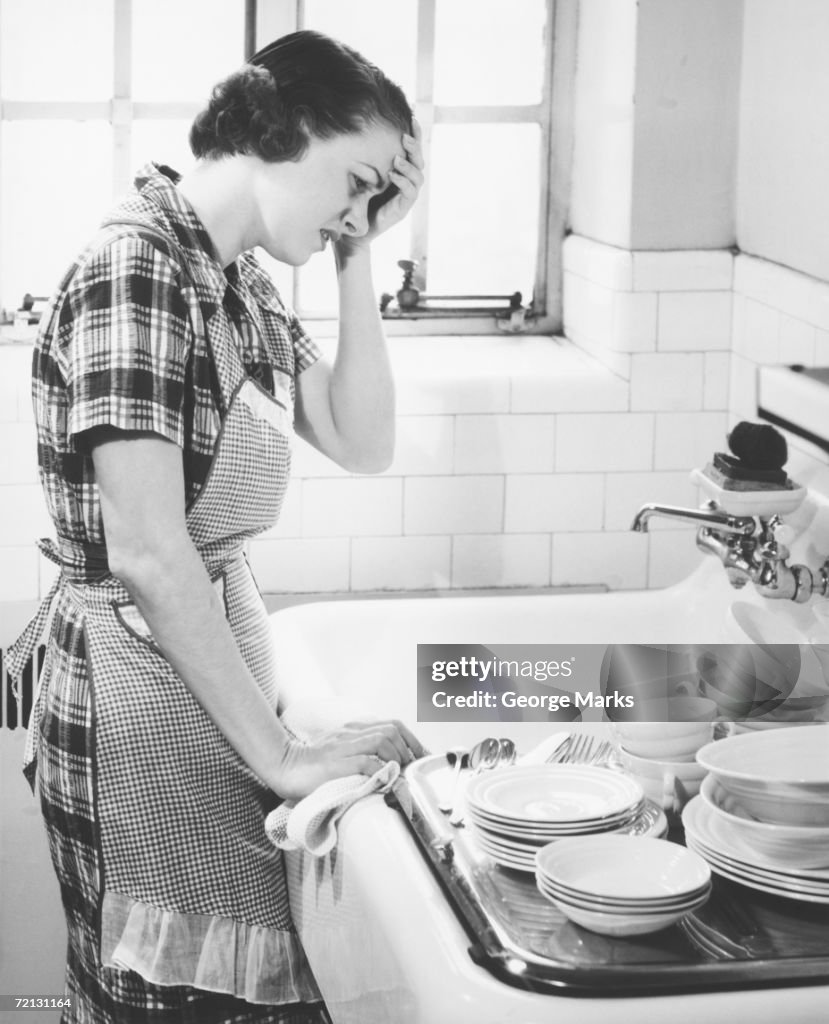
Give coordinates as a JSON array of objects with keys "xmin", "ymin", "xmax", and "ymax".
[
  {"xmin": 534, "ymin": 834, "xmax": 710, "ymax": 901},
  {"xmin": 619, "ymin": 749, "xmax": 708, "ymax": 813},
  {"xmin": 696, "ymin": 725, "xmax": 829, "ymax": 826},
  {"xmin": 536, "ymin": 879, "xmax": 710, "ymax": 936},
  {"xmin": 541, "ymin": 874, "xmax": 711, "ymax": 910},
  {"xmin": 699, "ymin": 774, "xmax": 829, "ymax": 869},
  {"xmin": 615, "ymin": 731, "xmax": 711, "ymax": 762}
]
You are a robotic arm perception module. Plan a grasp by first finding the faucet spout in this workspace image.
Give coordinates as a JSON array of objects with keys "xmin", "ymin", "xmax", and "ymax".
[{"xmin": 630, "ymin": 503, "xmax": 757, "ymax": 535}]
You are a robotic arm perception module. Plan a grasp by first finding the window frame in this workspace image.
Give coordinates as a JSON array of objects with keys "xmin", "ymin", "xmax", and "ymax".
[
  {"xmin": 0, "ymin": 0, "xmax": 574, "ymax": 336},
  {"xmin": 260, "ymin": 0, "xmax": 571, "ymax": 335}
]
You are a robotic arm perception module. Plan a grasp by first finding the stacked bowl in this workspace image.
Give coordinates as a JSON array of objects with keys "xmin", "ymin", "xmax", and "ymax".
[
  {"xmin": 613, "ymin": 697, "xmax": 715, "ymax": 818},
  {"xmin": 684, "ymin": 725, "xmax": 829, "ymax": 902},
  {"xmin": 465, "ymin": 764, "xmax": 666, "ymax": 873},
  {"xmin": 535, "ymin": 835, "xmax": 712, "ymax": 936}
]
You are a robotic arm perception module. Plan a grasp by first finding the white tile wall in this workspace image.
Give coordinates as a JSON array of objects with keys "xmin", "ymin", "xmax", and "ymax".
[
  {"xmin": 629, "ymin": 353, "xmax": 706, "ymax": 411},
  {"xmin": 552, "ymin": 531, "xmax": 648, "ymax": 591},
  {"xmin": 504, "ymin": 474, "xmax": 605, "ymax": 533},
  {"xmin": 653, "ymin": 412, "xmax": 729, "ymax": 470},
  {"xmin": 4, "ymin": 236, "xmax": 828, "ymax": 602},
  {"xmin": 301, "ymin": 477, "xmax": 402, "ymax": 537},
  {"xmin": 249, "ymin": 538, "xmax": 350, "ymax": 593},
  {"xmin": 631, "ymin": 250, "xmax": 733, "ymax": 293},
  {"xmin": 555, "ymin": 413, "xmax": 654, "ymax": 473},
  {"xmin": 352, "ymin": 536, "xmax": 451, "ymax": 591},
  {"xmin": 703, "ymin": 352, "xmax": 731, "ymax": 410},
  {"xmin": 657, "ymin": 292, "xmax": 732, "ymax": 351},
  {"xmin": 454, "ymin": 414, "xmax": 555, "ymax": 474},
  {"xmin": 405, "ymin": 476, "xmax": 504, "ymax": 535},
  {"xmin": 451, "ymin": 534, "xmax": 552, "ymax": 589}
]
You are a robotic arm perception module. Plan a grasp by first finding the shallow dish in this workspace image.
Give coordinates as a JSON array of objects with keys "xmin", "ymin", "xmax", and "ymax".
[
  {"xmin": 471, "ymin": 800, "xmax": 668, "ymax": 872},
  {"xmin": 682, "ymin": 797, "xmax": 829, "ymax": 904},
  {"xmin": 534, "ymin": 834, "xmax": 710, "ymax": 900},
  {"xmin": 695, "ymin": 725, "xmax": 829, "ymax": 826},
  {"xmin": 699, "ymin": 774, "xmax": 829, "ymax": 869},
  {"xmin": 466, "ymin": 764, "xmax": 643, "ymax": 825}
]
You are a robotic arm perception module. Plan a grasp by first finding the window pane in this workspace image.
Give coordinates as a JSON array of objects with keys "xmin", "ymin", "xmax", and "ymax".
[
  {"xmin": 133, "ymin": 0, "xmax": 245, "ymax": 102},
  {"xmin": 1, "ymin": 122, "xmax": 112, "ymax": 309},
  {"xmin": 295, "ymin": 218, "xmax": 412, "ymax": 318},
  {"xmin": 426, "ymin": 124, "xmax": 539, "ymax": 297},
  {"xmin": 131, "ymin": 119, "xmax": 197, "ymax": 178},
  {"xmin": 303, "ymin": 0, "xmax": 418, "ymax": 102},
  {"xmin": 433, "ymin": 0, "xmax": 547, "ymax": 105},
  {"xmin": 1, "ymin": 0, "xmax": 113, "ymax": 100}
]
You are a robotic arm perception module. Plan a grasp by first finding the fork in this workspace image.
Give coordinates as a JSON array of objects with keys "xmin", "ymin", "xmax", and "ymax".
[{"xmin": 549, "ymin": 734, "xmax": 614, "ymax": 766}]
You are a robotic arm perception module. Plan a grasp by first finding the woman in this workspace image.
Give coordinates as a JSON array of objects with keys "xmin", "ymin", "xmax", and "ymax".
[{"xmin": 10, "ymin": 30, "xmax": 426, "ymax": 1024}]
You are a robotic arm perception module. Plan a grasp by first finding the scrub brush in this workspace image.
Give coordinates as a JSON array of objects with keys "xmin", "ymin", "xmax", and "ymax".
[{"xmin": 701, "ymin": 422, "xmax": 793, "ymax": 492}]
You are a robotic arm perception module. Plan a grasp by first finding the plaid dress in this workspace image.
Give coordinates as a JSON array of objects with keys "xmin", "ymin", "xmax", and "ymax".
[{"xmin": 9, "ymin": 165, "xmax": 328, "ymax": 1024}]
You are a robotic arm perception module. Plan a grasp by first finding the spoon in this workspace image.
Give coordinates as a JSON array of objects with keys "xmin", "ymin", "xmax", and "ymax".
[
  {"xmin": 497, "ymin": 737, "xmax": 517, "ymax": 766},
  {"xmin": 449, "ymin": 737, "xmax": 500, "ymax": 827},
  {"xmin": 439, "ymin": 747, "xmax": 468, "ymax": 814}
]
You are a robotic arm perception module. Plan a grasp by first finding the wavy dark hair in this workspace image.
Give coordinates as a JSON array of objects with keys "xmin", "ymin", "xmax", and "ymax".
[{"xmin": 189, "ymin": 30, "xmax": 413, "ymax": 162}]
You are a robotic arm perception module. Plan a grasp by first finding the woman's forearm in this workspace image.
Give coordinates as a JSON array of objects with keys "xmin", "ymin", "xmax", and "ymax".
[
  {"xmin": 114, "ymin": 534, "xmax": 291, "ymax": 790},
  {"xmin": 329, "ymin": 243, "xmax": 395, "ymax": 472}
]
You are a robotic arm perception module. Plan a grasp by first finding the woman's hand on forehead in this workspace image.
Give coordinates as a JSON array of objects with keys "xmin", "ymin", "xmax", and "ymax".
[{"xmin": 360, "ymin": 118, "xmax": 426, "ymax": 243}]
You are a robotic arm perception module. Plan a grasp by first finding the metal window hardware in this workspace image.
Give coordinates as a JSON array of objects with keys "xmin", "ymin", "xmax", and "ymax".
[{"xmin": 380, "ymin": 260, "xmax": 535, "ymax": 330}]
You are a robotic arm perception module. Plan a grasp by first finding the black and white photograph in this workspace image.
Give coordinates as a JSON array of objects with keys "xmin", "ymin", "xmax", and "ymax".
[{"xmin": 1, "ymin": 1, "xmax": 828, "ymax": 1022}]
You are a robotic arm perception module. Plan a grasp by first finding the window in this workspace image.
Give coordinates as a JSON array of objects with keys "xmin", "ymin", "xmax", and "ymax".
[
  {"xmin": 0, "ymin": 0, "xmax": 250, "ymax": 319},
  {"xmin": 0, "ymin": 0, "xmax": 564, "ymax": 335}
]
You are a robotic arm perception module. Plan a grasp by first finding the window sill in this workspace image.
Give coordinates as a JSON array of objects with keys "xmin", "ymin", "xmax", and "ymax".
[{"xmin": 315, "ymin": 333, "xmax": 629, "ymax": 415}]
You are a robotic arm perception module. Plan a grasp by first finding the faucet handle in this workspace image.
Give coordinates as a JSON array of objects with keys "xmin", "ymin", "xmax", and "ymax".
[
  {"xmin": 773, "ymin": 522, "xmax": 797, "ymax": 547},
  {"xmin": 761, "ymin": 517, "xmax": 796, "ymax": 558}
]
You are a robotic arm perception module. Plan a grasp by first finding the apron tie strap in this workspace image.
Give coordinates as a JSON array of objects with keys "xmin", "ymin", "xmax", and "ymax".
[{"xmin": 7, "ymin": 540, "xmax": 62, "ymax": 698}]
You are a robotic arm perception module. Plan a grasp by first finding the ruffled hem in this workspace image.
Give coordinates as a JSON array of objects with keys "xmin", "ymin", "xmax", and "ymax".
[{"xmin": 100, "ymin": 891, "xmax": 321, "ymax": 1006}]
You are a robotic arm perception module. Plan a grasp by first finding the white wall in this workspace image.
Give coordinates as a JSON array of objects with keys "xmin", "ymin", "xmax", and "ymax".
[
  {"xmin": 570, "ymin": 0, "xmax": 743, "ymax": 251},
  {"xmin": 569, "ymin": 0, "xmax": 637, "ymax": 247},
  {"xmin": 631, "ymin": 0, "xmax": 742, "ymax": 249},
  {"xmin": 737, "ymin": 0, "xmax": 829, "ymax": 280}
]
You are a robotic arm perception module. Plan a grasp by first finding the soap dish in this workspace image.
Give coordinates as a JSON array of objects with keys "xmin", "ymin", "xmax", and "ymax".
[{"xmin": 690, "ymin": 468, "xmax": 807, "ymax": 516}]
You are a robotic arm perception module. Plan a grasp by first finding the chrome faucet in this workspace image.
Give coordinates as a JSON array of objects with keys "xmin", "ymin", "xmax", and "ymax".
[
  {"xmin": 631, "ymin": 501, "xmax": 829, "ymax": 603},
  {"xmin": 631, "ymin": 503, "xmax": 756, "ymax": 537}
]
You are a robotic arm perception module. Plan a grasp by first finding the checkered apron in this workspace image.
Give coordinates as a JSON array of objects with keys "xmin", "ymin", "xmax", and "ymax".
[{"xmin": 9, "ymin": 225, "xmax": 325, "ymax": 1024}]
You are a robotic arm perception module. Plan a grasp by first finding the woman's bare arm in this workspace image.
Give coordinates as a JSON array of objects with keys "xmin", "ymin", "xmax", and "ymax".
[
  {"xmin": 294, "ymin": 124, "xmax": 425, "ymax": 474},
  {"xmin": 90, "ymin": 428, "xmax": 424, "ymax": 797}
]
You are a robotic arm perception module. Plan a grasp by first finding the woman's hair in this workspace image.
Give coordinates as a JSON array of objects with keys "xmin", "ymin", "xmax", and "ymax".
[{"xmin": 190, "ymin": 30, "xmax": 413, "ymax": 161}]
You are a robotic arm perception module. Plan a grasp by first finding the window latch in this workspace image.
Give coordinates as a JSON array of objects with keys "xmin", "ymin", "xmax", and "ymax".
[{"xmin": 380, "ymin": 260, "xmax": 533, "ymax": 329}]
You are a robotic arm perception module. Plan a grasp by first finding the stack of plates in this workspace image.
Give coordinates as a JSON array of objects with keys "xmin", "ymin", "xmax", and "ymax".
[
  {"xmin": 686, "ymin": 725, "xmax": 829, "ymax": 902},
  {"xmin": 465, "ymin": 764, "xmax": 666, "ymax": 873},
  {"xmin": 535, "ymin": 835, "xmax": 712, "ymax": 936},
  {"xmin": 682, "ymin": 797, "xmax": 829, "ymax": 904}
]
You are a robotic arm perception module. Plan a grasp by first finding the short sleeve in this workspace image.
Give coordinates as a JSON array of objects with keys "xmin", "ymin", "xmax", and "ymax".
[
  {"xmin": 57, "ymin": 235, "xmax": 191, "ymax": 446},
  {"xmin": 287, "ymin": 307, "xmax": 321, "ymax": 374},
  {"xmin": 238, "ymin": 252, "xmax": 321, "ymax": 375}
]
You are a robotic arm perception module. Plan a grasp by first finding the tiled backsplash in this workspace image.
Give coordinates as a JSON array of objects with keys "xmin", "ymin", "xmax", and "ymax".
[{"xmin": 2, "ymin": 236, "xmax": 829, "ymax": 602}]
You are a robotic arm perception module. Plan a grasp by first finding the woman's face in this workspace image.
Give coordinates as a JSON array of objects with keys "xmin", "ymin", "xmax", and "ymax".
[{"xmin": 254, "ymin": 121, "xmax": 405, "ymax": 265}]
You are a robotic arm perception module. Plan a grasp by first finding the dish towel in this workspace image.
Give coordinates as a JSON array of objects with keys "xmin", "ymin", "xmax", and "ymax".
[{"xmin": 265, "ymin": 761, "xmax": 401, "ymax": 857}]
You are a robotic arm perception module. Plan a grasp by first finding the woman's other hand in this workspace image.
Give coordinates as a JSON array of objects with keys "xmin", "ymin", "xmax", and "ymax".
[{"xmin": 276, "ymin": 717, "xmax": 428, "ymax": 800}]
